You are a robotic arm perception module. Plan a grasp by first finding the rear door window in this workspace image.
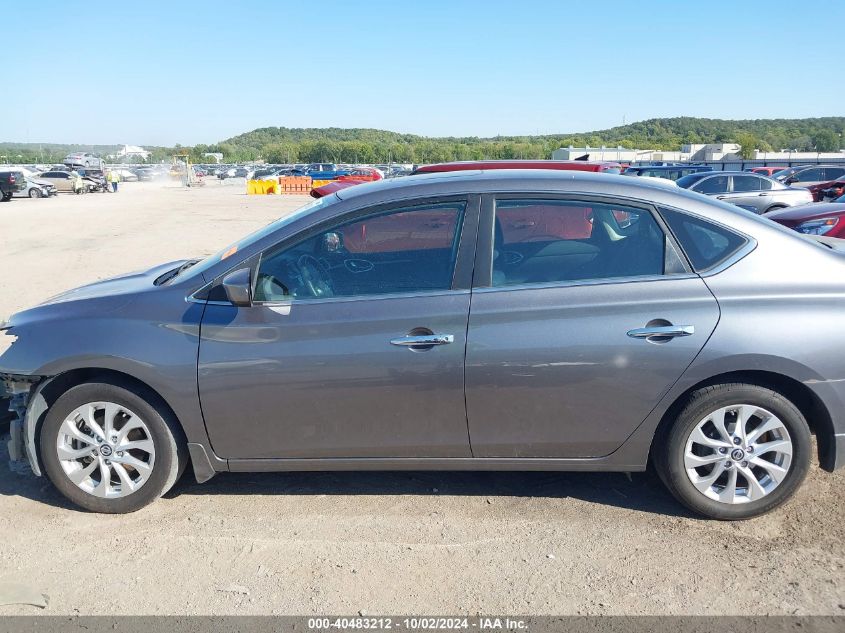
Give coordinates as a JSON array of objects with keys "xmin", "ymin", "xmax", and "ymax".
[
  {"xmin": 492, "ymin": 199, "xmax": 667, "ymax": 287},
  {"xmin": 731, "ymin": 175, "xmax": 763, "ymax": 192}
]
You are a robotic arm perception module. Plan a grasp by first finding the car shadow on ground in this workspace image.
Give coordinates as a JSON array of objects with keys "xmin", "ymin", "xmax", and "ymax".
[
  {"xmin": 0, "ymin": 431, "xmax": 693, "ymax": 518},
  {"xmin": 166, "ymin": 468, "xmax": 695, "ymax": 518}
]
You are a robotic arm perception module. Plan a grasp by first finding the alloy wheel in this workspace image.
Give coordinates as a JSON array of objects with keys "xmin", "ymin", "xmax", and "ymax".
[
  {"xmin": 55, "ymin": 401, "xmax": 156, "ymax": 498},
  {"xmin": 684, "ymin": 404, "xmax": 793, "ymax": 504}
]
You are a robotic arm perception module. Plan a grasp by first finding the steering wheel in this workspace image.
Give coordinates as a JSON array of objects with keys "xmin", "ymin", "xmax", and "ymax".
[{"xmin": 297, "ymin": 254, "xmax": 334, "ymax": 298}]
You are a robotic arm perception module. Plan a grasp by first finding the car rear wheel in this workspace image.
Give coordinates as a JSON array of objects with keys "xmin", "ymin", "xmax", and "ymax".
[
  {"xmin": 1, "ymin": 192, "xmax": 11, "ymax": 202},
  {"xmin": 656, "ymin": 383, "xmax": 811, "ymax": 520},
  {"xmin": 40, "ymin": 381, "xmax": 187, "ymax": 513},
  {"xmin": 29, "ymin": 188, "xmax": 42, "ymax": 199}
]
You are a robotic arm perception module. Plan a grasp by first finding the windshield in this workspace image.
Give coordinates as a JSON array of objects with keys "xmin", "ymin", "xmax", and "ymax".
[
  {"xmin": 171, "ymin": 195, "xmax": 337, "ymax": 283},
  {"xmin": 771, "ymin": 168, "xmax": 793, "ymax": 180},
  {"xmin": 676, "ymin": 173, "xmax": 708, "ymax": 189}
]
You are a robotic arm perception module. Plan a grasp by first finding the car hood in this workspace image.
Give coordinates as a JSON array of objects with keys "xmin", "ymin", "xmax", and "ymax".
[
  {"xmin": 36, "ymin": 259, "xmax": 190, "ymax": 307},
  {"xmin": 766, "ymin": 203, "xmax": 845, "ymax": 225}
]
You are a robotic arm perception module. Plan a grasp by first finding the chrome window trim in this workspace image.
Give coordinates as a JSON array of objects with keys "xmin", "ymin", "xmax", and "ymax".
[
  {"xmin": 252, "ymin": 287, "xmax": 471, "ymax": 308},
  {"xmin": 474, "ymin": 272, "xmax": 699, "ymax": 295}
]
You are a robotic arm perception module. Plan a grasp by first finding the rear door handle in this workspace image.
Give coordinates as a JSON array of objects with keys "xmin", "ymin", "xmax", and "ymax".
[
  {"xmin": 627, "ymin": 325, "xmax": 695, "ymax": 339},
  {"xmin": 390, "ymin": 334, "xmax": 454, "ymax": 347}
]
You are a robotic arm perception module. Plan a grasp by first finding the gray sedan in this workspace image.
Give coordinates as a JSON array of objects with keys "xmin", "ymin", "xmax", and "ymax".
[
  {"xmin": 2, "ymin": 171, "xmax": 844, "ymax": 519},
  {"xmin": 676, "ymin": 171, "xmax": 813, "ymax": 213}
]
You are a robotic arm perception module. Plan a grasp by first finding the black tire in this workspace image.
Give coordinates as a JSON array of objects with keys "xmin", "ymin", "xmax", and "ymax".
[
  {"xmin": 29, "ymin": 188, "xmax": 42, "ymax": 199},
  {"xmin": 40, "ymin": 380, "xmax": 187, "ymax": 513},
  {"xmin": 0, "ymin": 192, "xmax": 11, "ymax": 202},
  {"xmin": 655, "ymin": 383, "xmax": 811, "ymax": 520}
]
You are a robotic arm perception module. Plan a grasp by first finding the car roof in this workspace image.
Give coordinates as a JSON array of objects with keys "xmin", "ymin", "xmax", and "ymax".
[
  {"xmin": 628, "ymin": 165, "xmax": 709, "ymax": 171},
  {"xmin": 688, "ymin": 171, "xmax": 772, "ymax": 177},
  {"xmin": 333, "ymin": 169, "xmax": 747, "ymax": 210},
  {"xmin": 766, "ymin": 202, "xmax": 845, "ymax": 221},
  {"xmin": 188, "ymin": 169, "xmax": 833, "ymax": 290},
  {"xmin": 414, "ymin": 160, "xmax": 621, "ymax": 173}
]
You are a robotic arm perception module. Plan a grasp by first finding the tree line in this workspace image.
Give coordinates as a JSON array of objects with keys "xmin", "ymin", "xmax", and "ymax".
[{"xmin": 2, "ymin": 117, "xmax": 843, "ymax": 165}]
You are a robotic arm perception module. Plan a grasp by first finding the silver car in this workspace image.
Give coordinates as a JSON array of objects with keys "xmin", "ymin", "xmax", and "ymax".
[
  {"xmin": 12, "ymin": 177, "xmax": 57, "ymax": 198},
  {"xmin": 676, "ymin": 171, "xmax": 813, "ymax": 213},
  {"xmin": 773, "ymin": 165, "xmax": 845, "ymax": 189},
  {"xmin": 2, "ymin": 171, "xmax": 844, "ymax": 518},
  {"xmin": 63, "ymin": 153, "xmax": 103, "ymax": 170}
]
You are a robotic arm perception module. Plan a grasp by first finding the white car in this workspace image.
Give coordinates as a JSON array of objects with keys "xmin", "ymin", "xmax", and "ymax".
[
  {"xmin": 63, "ymin": 153, "xmax": 103, "ymax": 170},
  {"xmin": 111, "ymin": 169, "xmax": 139, "ymax": 182},
  {"xmin": 12, "ymin": 177, "xmax": 57, "ymax": 198}
]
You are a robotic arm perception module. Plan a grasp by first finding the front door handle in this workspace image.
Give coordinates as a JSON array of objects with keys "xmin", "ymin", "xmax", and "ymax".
[
  {"xmin": 627, "ymin": 325, "xmax": 695, "ymax": 339},
  {"xmin": 390, "ymin": 334, "xmax": 454, "ymax": 347}
]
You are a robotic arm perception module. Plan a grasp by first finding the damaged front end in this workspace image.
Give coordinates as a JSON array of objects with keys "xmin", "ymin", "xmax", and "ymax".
[{"xmin": 2, "ymin": 374, "xmax": 49, "ymax": 476}]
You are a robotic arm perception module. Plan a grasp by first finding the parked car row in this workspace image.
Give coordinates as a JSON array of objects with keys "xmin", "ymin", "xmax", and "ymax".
[
  {"xmin": 310, "ymin": 160, "xmax": 845, "ymax": 244},
  {"xmin": 618, "ymin": 161, "xmax": 845, "ymax": 240}
]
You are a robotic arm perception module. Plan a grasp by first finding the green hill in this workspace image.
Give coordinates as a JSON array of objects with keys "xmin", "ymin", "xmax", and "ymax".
[
  {"xmin": 215, "ymin": 117, "xmax": 845, "ymax": 163},
  {"xmin": 3, "ymin": 117, "xmax": 843, "ymax": 164}
]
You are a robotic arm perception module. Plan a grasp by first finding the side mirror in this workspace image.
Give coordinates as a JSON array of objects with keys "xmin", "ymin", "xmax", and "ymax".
[{"xmin": 221, "ymin": 268, "xmax": 252, "ymax": 307}]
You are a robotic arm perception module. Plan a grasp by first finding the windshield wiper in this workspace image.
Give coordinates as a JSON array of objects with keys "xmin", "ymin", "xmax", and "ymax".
[{"xmin": 154, "ymin": 259, "xmax": 199, "ymax": 286}]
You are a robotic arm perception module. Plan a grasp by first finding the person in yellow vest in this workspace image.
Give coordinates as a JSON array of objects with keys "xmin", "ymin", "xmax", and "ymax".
[{"xmin": 107, "ymin": 169, "xmax": 120, "ymax": 193}]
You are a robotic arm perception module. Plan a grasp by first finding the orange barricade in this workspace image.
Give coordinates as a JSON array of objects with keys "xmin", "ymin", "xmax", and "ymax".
[{"xmin": 277, "ymin": 176, "xmax": 313, "ymax": 194}]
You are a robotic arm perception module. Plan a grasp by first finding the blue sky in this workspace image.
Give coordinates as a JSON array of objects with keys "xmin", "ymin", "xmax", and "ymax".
[{"xmin": 4, "ymin": 0, "xmax": 844, "ymax": 146}]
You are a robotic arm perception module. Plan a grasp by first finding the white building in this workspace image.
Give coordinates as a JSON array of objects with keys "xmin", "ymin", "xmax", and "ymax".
[
  {"xmin": 552, "ymin": 146, "xmax": 690, "ymax": 163},
  {"xmin": 553, "ymin": 143, "xmax": 845, "ymax": 164},
  {"xmin": 114, "ymin": 144, "xmax": 151, "ymax": 160}
]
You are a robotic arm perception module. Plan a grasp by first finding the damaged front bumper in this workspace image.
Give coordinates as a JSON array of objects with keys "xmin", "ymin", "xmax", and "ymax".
[{"xmin": 3, "ymin": 374, "xmax": 49, "ymax": 476}]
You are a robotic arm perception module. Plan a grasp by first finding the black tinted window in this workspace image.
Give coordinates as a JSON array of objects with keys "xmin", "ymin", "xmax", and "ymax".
[
  {"xmin": 794, "ymin": 168, "xmax": 822, "ymax": 182},
  {"xmin": 825, "ymin": 168, "xmax": 845, "ymax": 180},
  {"xmin": 660, "ymin": 208, "xmax": 748, "ymax": 272},
  {"xmin": 254, "ymin": 201, "xmax": 465, "ymax": 301},
  {"xmin": 732, "ymin": 175, "xmax": 762, "ymax": 192},
  {"xmin": 692, "ymin": 176, "xmax": 729, "ymax": 194},
  {"xmin": 492, "ymin": 199, "xmax": 666, "ymax": 287}
]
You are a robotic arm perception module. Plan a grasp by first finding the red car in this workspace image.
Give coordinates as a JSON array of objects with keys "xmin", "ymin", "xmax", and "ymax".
[
  {"xmin": 311, "ymin": 167, "xmax": 384, "ymax": 198},
  {"xmin": 803, "ymin": 177, "xmax": 845, "ymax": 202},
  {"xmin": 337, "ymin": 167, "xmax": 383, "ymax": 183},
  {"xmin": 813, "ymin": 177, "xmax": 845, "ymax": 202},
  {"xmin": 312, "ymin": 160, "xmax": 623, "ymax": 198},
  {"xmin": 412, "ymin": 160, "xmax": 623, "ymax": 175},
  {"xmin": 747, "ymin": 167, "xmax": 786, "ymax": 177},
  {"xmin": 767, "ymin": 202, "xmax": 845, "ymax": 238}
]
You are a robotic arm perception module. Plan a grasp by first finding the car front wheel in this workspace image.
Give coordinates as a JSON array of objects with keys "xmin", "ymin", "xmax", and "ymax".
[
  {"xmin": 40, "ymin": 381, "xmax": 187, "ymax": 513},
  {"xmin": 29, "ymin": 188, "xmax": 42, "ymax": 198},
  {"xmin": 656, "ymin": 383, "xmax": 811, "ymax": 520}
]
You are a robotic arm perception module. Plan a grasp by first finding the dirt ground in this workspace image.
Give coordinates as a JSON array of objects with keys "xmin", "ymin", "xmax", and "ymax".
[{"xmin": 0, "ymin": 180, "xmax": 843, "ymax": 616}]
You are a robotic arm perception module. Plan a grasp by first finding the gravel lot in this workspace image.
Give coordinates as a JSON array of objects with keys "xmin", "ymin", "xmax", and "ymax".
[{"xmin": 0, "ymin": 180, "xmax": 843, "ymax": 615}]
